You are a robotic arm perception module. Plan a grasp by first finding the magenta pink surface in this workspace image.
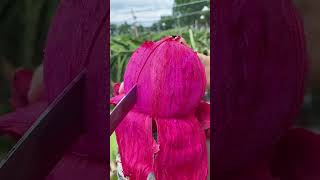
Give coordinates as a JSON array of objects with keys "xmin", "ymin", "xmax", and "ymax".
[
  {"xmin": 112, "ymin": 36, "xmax": 209, "ymax": 179},
  {"xmin": 213, "ymin": 0, "xmax": 316, "ymax": 179},
  {"xmin": 43, "ymin": 0, "xmax": 107, "ymax": 178},
  {"xmin": 0, "ymin": 102, "xmax": 47, "ymax": 139},
  {"xmin": 123, "ymin": 36, "xmax": 206, "ymax": 117},
  {"xmin": 9, "ymin": 69, "xmax": 34, "ymax": 109},
  {"xmin": 272, "ymin": 128, "xmax": 320, "ymax": 180},
  {"xmin": 0, "ymin": 0, "xmax": 107, "ymax": 179},
  {"xmin": 0, "ymin": 68, "xmax": 48, "ymax": 139}
]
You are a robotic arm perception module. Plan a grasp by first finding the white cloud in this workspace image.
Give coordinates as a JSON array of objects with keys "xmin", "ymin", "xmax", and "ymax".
[{"xmin": 111, "ymin": 0, "xmax": 174, "ymax": 26}]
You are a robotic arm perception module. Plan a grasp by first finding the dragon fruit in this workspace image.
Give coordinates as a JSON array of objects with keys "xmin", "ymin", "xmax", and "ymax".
[
  {"xmin": 0, "ymin": 0, "xmax": 107, "ymax": 179},
  {"xmin": 111, "ymin": 36, "xmax": 210, "ymax": 179}
]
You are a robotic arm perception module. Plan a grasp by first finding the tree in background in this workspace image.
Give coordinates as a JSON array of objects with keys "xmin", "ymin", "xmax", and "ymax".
[
  {"xmin": 159, "ymin": 15, "xmax": 175, "ymax": 30},
  {"xmin": 137, "ymin": 25, "xmax": 145, "ymax": 34},
  {"xmin": 150, "ymin": 23, "xmax": 159, "ymax": 32},
  {"xmin": 173, "ymin": 0, "xmax": 209, "ymax": 27},
  {"xmin": 110, "ymin": 24, "xmax": 118, "ymax": 36},
  {"xmin": 117, "ymin": 22, "xmax": 132, "ymax": 35}
]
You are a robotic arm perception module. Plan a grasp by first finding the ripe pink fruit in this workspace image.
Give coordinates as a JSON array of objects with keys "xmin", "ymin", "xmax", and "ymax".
[{"xmin": 111, "ymin": 36, "xmax": 210, "ymax": 180}]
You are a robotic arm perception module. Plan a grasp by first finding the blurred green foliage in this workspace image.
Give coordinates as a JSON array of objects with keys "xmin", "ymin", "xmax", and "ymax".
[
  {"xmin": 0, "ymin": 0, "xmax": 58, "ymax": 67},
  {"xmin": 0, "ymin": 136, "xmax": 15, "ymax": 159},
  {"xmin": 172, "ymin": 0, "xmax": 209, "ymax": 27},
  {"xmin": 0, "ymin": 0, "xmax": 58, "ymax": 159}
]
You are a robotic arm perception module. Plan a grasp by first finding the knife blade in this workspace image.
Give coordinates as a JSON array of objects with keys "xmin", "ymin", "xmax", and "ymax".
[
  {"xmin": 0, "ymin": 69, "xmax": 86, "ymax": 180},
  {"xmin": 110, "ymin": 85, "xmax": 137, "ymax": 135}
]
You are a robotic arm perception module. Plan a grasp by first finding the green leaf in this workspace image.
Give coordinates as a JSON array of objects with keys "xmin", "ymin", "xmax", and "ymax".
[
  {"xmin": 189, "ymin": 29, "xmax": 197, "ymax": 51},
  {"xmin": 110, "ymin": 133, "xmax": 118, "ymax": 161}
]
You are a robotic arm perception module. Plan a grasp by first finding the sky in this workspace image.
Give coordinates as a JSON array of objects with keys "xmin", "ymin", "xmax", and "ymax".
[{"xmin": 110, "ymin": 0, "xmax": 174, "ymax": 27}]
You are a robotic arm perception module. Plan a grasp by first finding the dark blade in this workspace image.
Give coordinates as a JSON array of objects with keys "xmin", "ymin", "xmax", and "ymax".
[
  {"xmin": 0, "ymin": 69, "xmax": 86, "ymax": 180},
  {"xmin": 110, "ymin": 85, "xmax": 137, "ymax": 135}
]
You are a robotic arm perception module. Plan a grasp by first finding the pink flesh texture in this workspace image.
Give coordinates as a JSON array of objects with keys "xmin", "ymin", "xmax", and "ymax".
[
  {"xmin": 196, "ymin": 101, "xmax": 210, "ymax": 138},
  {"xmin": 0, "ymin": 68, "xmax": 48, "ymax": 139},
  {"xmin": 45, "ymin": 153, "xmax": 106, "ymax": 180},
  {"xmin": 9, "ymin": 69, "xmax": 34, "ymax": 109},
  {"xmin": 41, "ymin": 0, "xmax": 108, "ymax": 179},
  {"xmin": 123, "ymin": 36, "xmax": 206, "ymax": 117},
  {"xmin": 213, "ymin": 0, "xmax": 307, "ymax": 178},
  {"xmin": 153, "ymin": 115, "xmax": 207, "ymax": 179},
  {"xmin": 0, "ymin": 101, "xmax": 47, "ymax": 139},
  {"xmin": 0, "ymin": 1, "xmax": 107, "ymax": 179},
  {"xmin": 44, "ymin": 0, "xmax": 107, "ymax": 164},
  {"xmin": 213, "ymin": 163, "xmax": 274, "ymax": 180},
  {"xmin": 114, "ymin": 36, "xmax": 208, "ymax": 179},
  {"xmin": 116, "ymin": 112, "xmax": 155, "ymax": 179},
  {"xmin": 272, "ymin": 128, "xmax": 320, "ymax": 180}
]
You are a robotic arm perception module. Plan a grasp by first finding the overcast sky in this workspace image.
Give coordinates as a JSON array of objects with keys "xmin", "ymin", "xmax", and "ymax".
[{"xmin": 110, "ymin": 0, "xmax": 174, "ymax": 26}]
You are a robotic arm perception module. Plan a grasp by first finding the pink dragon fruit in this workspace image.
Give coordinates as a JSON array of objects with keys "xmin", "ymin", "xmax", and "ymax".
[{"xmin": 111, "ymin": 36, "xmax": 210, "ymax": 179}]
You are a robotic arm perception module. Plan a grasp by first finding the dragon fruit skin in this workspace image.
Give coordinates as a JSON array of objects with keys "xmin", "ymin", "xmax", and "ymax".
[
  {"xmin": 123, "ymin": 36, "xmax": 206, "ymax": 117},
  {"xmin": 112, "ymin": 36, "xmax": 209, "ymax": 179},
  {"xmin": 212, "ymin": 0, "xmax": 308, "ymax": 179}
]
